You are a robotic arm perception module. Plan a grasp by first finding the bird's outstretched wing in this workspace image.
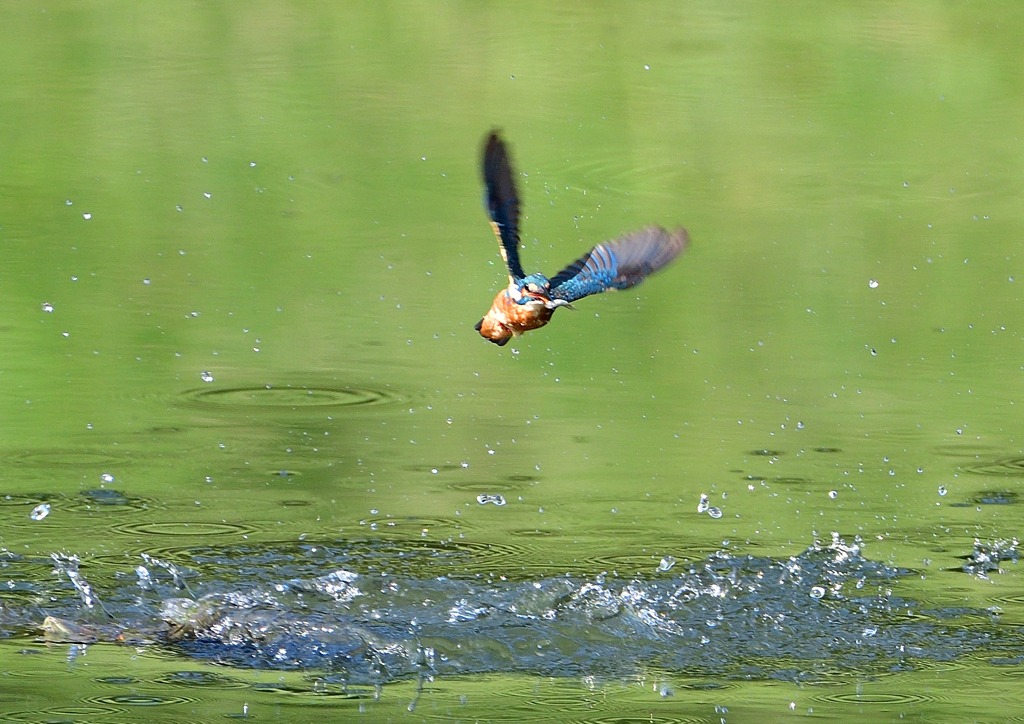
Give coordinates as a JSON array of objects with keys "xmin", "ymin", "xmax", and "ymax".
[
  {"xmin": 482, "ymin": 132, "xmax": 526, "ymax": 280},
  {"xmin": 549, "ymin": 226, "xmax": 689, "ymax": 303}
]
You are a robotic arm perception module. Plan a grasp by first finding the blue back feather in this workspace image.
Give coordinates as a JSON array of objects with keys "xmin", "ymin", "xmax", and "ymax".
[{"xmin": 549, "ymin": 227, "xmax": 688, "ymax": 303}]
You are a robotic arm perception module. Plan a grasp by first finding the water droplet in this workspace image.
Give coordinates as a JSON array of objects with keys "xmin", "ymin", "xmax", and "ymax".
[
  {"xmin": 101, "ymin": 473, "xmax": 114, "ymax": 483},
  {"xmin": 828, "ymin": 490, "xmax": 837, "ymax": 499},
  {"xmin": 644, "ymin": 64, "xmax": 650, "ymax": 70},
  {"xmin": 203, "ymin": 192, "xmax": 211, "ymax": 199},
  {"xmin": 476, "ymin": 494, "xmax": 506, "ymax": 506},
  {"xmin": 41, "ymin": 302, "xmax": 53, "ymax": 313},
  {"xmin": 697, "ymin": 493, "xmax": 710, "ymax": 514},
  {"xmin": 250, "ymin": 162, "xmax": 256, "ymax": 167},
  {"xmin": 65, "ymin": 199, "xmax": 73, "ymax": 206},
  {"xmin": 868, "ymin": 279, "xmax": 879, "ymax": 288},
  {"xmin": 708, "ymin": 507, "xmax": 723, "ymax": 519},
  {"xmin": 200, "ymin": 371, "xmax": 214, "ymax": 383},
  {"xmin": 82, "ymin": 213, "xmax": 91, "ymax": 220},
  {"xmin": 30, "ymin": 503, "xmax": 50, "ymax": 520},
  {"xmin": 810, "ymin": 585, "xmax": 826, "ymax": 599},
  {"xmin": 370, "ymin": 509, "xmax": 378, "ymax": 515},
  {"xmin": 135, "ymin": 565, "xmax": 152, "ymax": 588},
  {"xmin": 870, "ymin": 348, "xmax": 877, "ymax": 356},
  {"xmin": 796, "ymin": 421, "xmax": 804, "ymax": 429},
  {"xmin": 657, "ymin": 556, "xmax": 676, "ymax": 572},
  {"xmin": 176, "ymin": 205, "xmax": 183, "ymax": 212},
  {"xmin": 938, "ymin": 485, "xmax": 947, "ymax": 496},
  {"xmin": 461, "ymin": 461, "xmax": 469, "ymax": 468},
  {"xmin": 143, "ymin": 278, "xmax": 151, "ymax": 285}
]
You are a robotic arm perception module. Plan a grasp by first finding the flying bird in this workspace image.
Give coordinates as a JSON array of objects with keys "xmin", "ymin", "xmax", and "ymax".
[{"xmin": 475, "ymin": 132, "xmax": 688, "ymax": 345}]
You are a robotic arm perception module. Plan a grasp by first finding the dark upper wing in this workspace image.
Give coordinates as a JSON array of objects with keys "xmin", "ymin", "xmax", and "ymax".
[
  {"xmin": 549, "ymin": 226, "xmax": 689, "ymax": 302},
  {"xmin": 482, "ymin": 132, "xmax": 526, "ymax": 280}
]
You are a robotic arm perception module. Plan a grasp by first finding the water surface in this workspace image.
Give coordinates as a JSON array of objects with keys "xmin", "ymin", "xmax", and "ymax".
[{"xmin": 2, "ymin": 2, "xmax": 1024, "ymax": 721}]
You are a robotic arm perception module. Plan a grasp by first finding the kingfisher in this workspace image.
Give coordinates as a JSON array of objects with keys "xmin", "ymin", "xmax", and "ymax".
[{"xmin": 475, "ymin": 131, "xmax": 689, "ymax": 345}]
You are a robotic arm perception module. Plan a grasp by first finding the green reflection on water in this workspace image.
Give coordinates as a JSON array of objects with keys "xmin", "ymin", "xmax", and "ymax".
[{"xmin": 2, "ymin": 0, "xmax": 1024, "ymax": 718}]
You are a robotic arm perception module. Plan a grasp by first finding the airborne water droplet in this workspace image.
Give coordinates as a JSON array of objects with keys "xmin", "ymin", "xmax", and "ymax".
[{"xmin": 30, "ymin": 503, "xmax": 50, "ymax": 521}]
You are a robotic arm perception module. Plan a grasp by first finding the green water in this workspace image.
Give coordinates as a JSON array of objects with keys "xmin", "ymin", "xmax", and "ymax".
[{"xmin": 3, "ymin": 1, "xmax": 1024, "ymax": 721}]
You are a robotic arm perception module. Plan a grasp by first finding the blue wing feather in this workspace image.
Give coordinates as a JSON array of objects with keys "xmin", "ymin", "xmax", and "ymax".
[
  {"xmin": 482, "ymin": 132, "xmax": 526, "ymax": 280},
  {"xmin": 549, "ymin": 226, "xmax": 688, "ymax": 303}
]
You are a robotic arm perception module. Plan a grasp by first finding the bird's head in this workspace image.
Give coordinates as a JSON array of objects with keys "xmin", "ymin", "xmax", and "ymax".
[{"xmin": 510, "ymin": 274, "xmax": 571, "ymax": 309}]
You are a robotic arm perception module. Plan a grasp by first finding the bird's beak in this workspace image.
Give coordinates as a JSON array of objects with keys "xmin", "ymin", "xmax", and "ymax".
[
  {"xmin": 523, "ymin": 288, "xmax": 571, "ymax": 310},
  {"xmin": 529, "ymin": 292, "xmax": 573, "ymax": 311}
]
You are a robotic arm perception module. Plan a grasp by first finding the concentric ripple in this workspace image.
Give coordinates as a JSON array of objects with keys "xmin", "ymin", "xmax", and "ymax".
[
  {"xmin": 965, "ymin": 457, "xmax": 1024, "ymax": 477},
  {"xmin": 5, "ymin": 706, "xmax": 117, "ymax": 721},
  {"xmin": 6, "ymin": 450, "xmax": 129, "ymax": 468},
  {"xmin": 447, "ymin": 480, "xmax": 529, "ymax": 493},
  {"xmin": 581, "ymin": 716, "xmax": 703, "ymax": 724},
  {"xmin": 156, "ymin": 671, "xmax": 249, "ymax": 689},
  {"xmin": 85, "ymin": 693, "xmax": 196, "ymax": 707},
  {"xmin": 115, "ymin": 521, "xmax": 255, "ymax": 537},
  {"xmin": 178, "ymin": 384, "xmax": 399, "ymax": 411},
  {"xmin": 813, "ymin": 691, "xmax": 936, "ymax": 705}
]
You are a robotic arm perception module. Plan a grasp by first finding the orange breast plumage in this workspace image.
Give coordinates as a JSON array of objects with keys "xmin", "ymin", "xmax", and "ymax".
[{"xmin": 475, "ymin": 290, "xmax": 554, "ymax": 345}]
